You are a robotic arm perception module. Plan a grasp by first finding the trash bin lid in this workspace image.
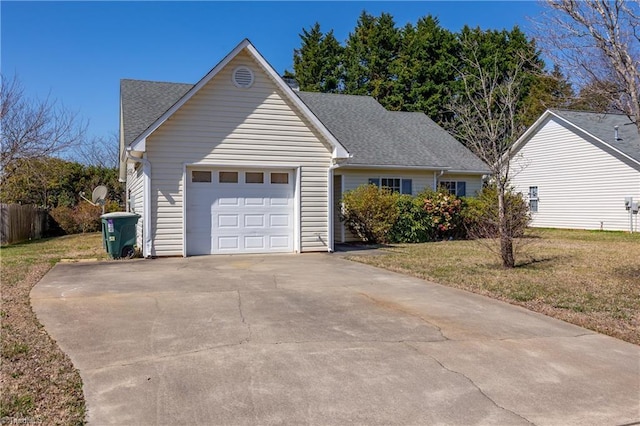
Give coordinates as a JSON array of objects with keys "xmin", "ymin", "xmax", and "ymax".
[{"xmin": 100, "ymin": 212, "xmax": 141, "ymax": 219}]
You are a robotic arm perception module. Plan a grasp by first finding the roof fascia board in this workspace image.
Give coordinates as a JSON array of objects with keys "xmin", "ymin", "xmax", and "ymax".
[
  {"xmin": 444, "ymin": 169, "xmax": 491, "ymax": 174},
  {"xmin": 508, "ymin": 110, "xmax": 553, "ymax": 157},
  {"xmin": 243, "ymin": 43, "xmax": 349, "ymax": 159},
  {"xmin": 509, "ymin": 109, "xmax": 640, "ymax": 168},
  {"xmin": 337, "ymin": 164, "xmax": 451, "ymax": 171},
  {"xmin": 129, "ymin": 39, "xmax": 252, "ymax": 152},
  {"xmin": 550, "ymin": 111, "xmax": 640, "ymax": 167}
]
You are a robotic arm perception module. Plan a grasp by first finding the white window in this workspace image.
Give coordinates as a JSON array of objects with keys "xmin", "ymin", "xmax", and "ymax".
[
  {"xmin": 192, "ymin": 170, "xmax": 212, "ymax": 183},
  {"xmin": 245, "ymin": 172, "xmax": 264, "ymax": 184},
  {"xmin": 439, "ymin": 181, "xmax": 466, "ymax": 197},
  {"xmin": 219, "ymin": 171, "xmax": 238, "ymax": 183},
  {"xmin": 529, "ymin": 186, "xmax": 539, "ymax": 213},
  {"xmin": 368, "ymin": 178, "xmax": 412, "ymax": 194}
]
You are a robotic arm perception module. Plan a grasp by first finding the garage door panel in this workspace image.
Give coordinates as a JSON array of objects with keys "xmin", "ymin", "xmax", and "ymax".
[
  {"xmin": 218, "ymin": 197, "xmax": 239, "ymax": 206},
  {"xmin": 218, "ymin": 236, "xmax": 239, "ymax": 250},
  {"xmin": 244, "ymin": 214, "xmax": 265, "ymax": 228},
  {"xmin": 270, "ymin": 214, "xmax": 289, "ymax": 227},
  {"xmin": 187, "ymin": 168, "xmax": 295, "ymax": 255},
  {"xmin": 270, "ymin": 235, "xmax": 290, "ymax": 248},
  {"xmin": 218, "ymin": 215, "xmax": 239, "ymax": 228},
  {"xmin": 244, "ymin": 236, "xmax": 265, "ymax": 249}
]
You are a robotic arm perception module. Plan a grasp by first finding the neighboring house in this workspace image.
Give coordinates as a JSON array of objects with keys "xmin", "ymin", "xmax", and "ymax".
[
  {"xmin": 119, "ymin": 39, "xmax": 488, "ymax": 257},
  {"xmin": 509, "ymin": 109, "xmax": 640, "ymax": 232}
]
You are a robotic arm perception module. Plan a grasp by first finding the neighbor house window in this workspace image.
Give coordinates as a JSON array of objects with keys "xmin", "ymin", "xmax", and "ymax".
[
  {"xmin": 192, "ymin": 170, "xmax": 212, "ymax": 183},
  {"xmin": 529, "ymin": 186, "xmax": 539, "ymax": 213},
  {"xmin": 219, "ymin": 171, "xmax": 238, "ymax": 183},
  {"xmin": 439, "ymin": 181, "xmax": 466, "ymax": 197},
  {"xmin": 368, "ymin": 178, "xmax": 412, "ymax": 195}
]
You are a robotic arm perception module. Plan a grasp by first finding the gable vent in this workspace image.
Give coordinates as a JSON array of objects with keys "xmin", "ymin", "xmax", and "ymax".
[{"xmin": 232, "ymin": 66, "xmax": 254, "ymax": 88}]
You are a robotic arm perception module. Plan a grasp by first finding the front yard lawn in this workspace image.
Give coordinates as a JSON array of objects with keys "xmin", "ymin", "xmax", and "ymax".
[
  {"xmin": 347, "ymin": 228, "xmax": 640, "ymax": 345},
  {"xmin": 1, "ymin": 233, "xmax": 109, "ymax": 425}
]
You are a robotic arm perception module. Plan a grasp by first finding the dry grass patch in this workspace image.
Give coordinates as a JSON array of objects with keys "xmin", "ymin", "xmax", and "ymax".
[
  {"xmin": 1, "ymin": 233, "xmax": 109, "ymax": 425},
  {"xmin": 347, "ymin": 229, "xmax": 640, "ymax": 344}
]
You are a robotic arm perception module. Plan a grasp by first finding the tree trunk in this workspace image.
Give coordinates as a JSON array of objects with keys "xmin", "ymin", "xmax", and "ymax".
[{"xmin": 498, "ymin": 186, "xmax": 515, "ymax": 268}]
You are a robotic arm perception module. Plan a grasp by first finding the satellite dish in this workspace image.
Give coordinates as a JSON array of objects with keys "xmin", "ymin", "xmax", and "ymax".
[{"xmin": 92, "ymin": 186, "xmax": 108, "ymax": 205}]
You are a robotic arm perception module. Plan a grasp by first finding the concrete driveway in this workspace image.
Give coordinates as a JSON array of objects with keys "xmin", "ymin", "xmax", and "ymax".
[{"xmin": 32, "ymin": 253, "xmax": 639, "ymax": 425}]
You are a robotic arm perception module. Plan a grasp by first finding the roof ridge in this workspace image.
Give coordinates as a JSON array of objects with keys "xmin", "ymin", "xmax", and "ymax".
[
  {"xmin": 552, "ymin": 108, "xmax": 630, "ymax": 117},
  {"xmin": 121, "ymin": 78, "xmax": 193, "ymax": 86}
]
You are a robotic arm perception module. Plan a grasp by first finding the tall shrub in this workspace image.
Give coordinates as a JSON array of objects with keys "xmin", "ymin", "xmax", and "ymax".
[
  {"xmin": 390, "ymin": 195, "xmax": 432, "ymax": 243},
  {"xmin": 341, "ymin": 184, "xmax": 399, "ymax": 244},
  {"xmin": 422, "ymin": 189, "xmax": 464, "ymax": 240},
  {"xmin": 463, "ymin": 184, "xmax": 530, "ymax": 239}
]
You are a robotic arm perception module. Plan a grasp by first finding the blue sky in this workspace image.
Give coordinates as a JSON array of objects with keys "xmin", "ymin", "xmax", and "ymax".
[{"xmin": 1, "ymin": 1, "xmax": 543, "ymax": 146}]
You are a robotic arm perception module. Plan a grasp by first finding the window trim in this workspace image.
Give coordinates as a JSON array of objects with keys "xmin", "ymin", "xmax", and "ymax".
[
  {"xmin": 368, "ymin": 177, "xmax": 412, "ymax": 195},
  {"xmin": 528, "ymin": 186, "xmax": 539, "ymax": 213},
  {"xmin": 191, "ymin": 170, "xmax": 212, "ymax": 183},
  {"xmin": 438, "ymin": 180, "xmax": 466, "ymax": 197}
]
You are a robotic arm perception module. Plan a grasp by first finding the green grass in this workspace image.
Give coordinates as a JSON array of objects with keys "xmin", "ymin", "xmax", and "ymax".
[
  {"xmin": 347, "ymin": 228, "xmax": 640, "ymax": 344},
  {"xmin": 0, "ymin": 233, "xmax": 110, "ymax": 425}
]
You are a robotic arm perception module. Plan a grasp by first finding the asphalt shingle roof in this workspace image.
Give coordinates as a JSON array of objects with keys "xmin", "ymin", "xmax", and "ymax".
[
  {"xmin": 296, "ymin": 91, "xmax": 488, "ymax": 171},
  {"xmin": 121, "ymin": 79, "xmax": 488, "ymax": 171},
  {"xmin": 121, "ymin": 79, "xmax": 193, "ymax": 146},
  {"xmin": 551, "ymin": 109, "xmax": 640, "ymax": 163}
]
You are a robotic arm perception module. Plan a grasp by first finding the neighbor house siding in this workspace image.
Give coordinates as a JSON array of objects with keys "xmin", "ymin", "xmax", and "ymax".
[
  {"xmin": 145, "ymin": 51, "xmax": 333, "ymax": 256},
  {"xmin": 126, "ymin": 162, "xmax": 145, "ymax": 250},
  {"xmin": 510, "ymin": 117, "xmax": 640, "ymax": 231}
]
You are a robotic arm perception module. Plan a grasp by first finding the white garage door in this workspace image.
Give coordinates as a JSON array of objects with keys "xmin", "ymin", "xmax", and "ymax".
[{"xmin": 186, "ymin": 169, "xmax": 295, "ymax": 255}]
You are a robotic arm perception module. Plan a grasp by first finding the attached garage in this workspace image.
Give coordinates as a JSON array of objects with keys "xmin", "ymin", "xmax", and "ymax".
[{"xmin": 186, "ymin": 168, "xmax": 297, "ymax": 255}]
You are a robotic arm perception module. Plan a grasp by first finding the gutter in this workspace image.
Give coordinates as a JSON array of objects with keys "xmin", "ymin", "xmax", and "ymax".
[{"xmin": 124, "ymin": 148, "xmax": 152, "ymax": 258}]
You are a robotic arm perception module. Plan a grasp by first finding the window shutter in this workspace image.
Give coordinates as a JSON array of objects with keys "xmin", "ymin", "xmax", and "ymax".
[
  {"xmin": 457, "ymin": 182, "xmax": 466, "ymax": 197},
  {"xmin": 401, "ymin": 179, "xmax": 412, "ymax": 195},
  {"xmin": 368, "ymin": 178, "xmax": 380, "ymax": 187}
]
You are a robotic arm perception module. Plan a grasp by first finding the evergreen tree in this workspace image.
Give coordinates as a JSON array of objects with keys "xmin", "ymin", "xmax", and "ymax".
[
  {"xmin": 291, "ymin": 23, "xmax": 343, "ymax": 93},
  {"xmin": 342, "ymin": 11, "xmax": 401, "ymax": 106},
  {"xmin": 520, "ymin": 65, "xmax": 574, "ymax": 125},
  {"xmin": 393, "ymin": 16, "xmax": 459, "ymax": 121}
]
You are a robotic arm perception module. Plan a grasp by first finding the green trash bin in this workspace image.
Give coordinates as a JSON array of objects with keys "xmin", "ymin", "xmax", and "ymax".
[{"xmin": 101, "ymin": 212, "xmax": 141, "ymax": 259}]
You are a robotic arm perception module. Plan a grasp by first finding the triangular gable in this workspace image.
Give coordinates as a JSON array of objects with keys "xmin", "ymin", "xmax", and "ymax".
[
  {"xmin": 127, "ymin": 39, "xmax": 349, "ymax": 159},
  {"xmin": 509, "ymin": 109, "xmax": 640, "ymax": 168}
]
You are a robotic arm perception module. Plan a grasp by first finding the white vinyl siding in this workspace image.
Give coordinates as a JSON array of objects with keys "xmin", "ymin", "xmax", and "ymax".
[
  {"xmin": 126, "ymin": 162, "xmax": 144, "ymax": 250},
  {"xmin": 146, "ymin": 51, "xmax": 333, "ymax": 256},
  {"xmin": 510, "ymin": 117, "xmax": 640, "ymax": 231}
]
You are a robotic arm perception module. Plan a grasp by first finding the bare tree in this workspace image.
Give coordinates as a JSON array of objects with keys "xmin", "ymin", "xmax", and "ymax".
[
  {"xmin": 0, "ymin": 74, "xmax": 86, "ymax": 181},
  {"xmin": 76, "ymin": 133, "xmax": 120, "ymax": 169},
  {"xmin": 447, "ymin": 38, "xmax": 533, "ymax": 268},
  {"xmin": 534, "ymin": 0, "xmax": 640, "ymax": 132}
]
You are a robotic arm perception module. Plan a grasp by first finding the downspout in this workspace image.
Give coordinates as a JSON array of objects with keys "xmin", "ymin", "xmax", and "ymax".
[
  {"xmin": 125, "ymin": 147, "xmax": 152, "ymax": 258},
  {"xmin": 433, "ymin": 170, "xmax": 446, "ymax": 190},
  {"xmin": 327, "ymin": 162, "xmax": 341, "ymax": 253}
]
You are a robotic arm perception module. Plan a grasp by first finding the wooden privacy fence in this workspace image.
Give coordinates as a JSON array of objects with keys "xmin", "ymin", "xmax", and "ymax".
[{"xmin": 0, "ymin": 204, "xmax": 49, "ymax": 245}]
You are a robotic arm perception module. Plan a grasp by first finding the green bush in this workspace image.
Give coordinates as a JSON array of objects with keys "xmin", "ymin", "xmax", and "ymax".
[
  {"xmin": 341, "ymin": 184, "xmax": 400, "ymax": 244},
  {"xmin": 390, "ymin": 195, "xmax": 433, "ymax": 243},
  {"xmin": 50, "ymin": 200, "xmax": 120, "ymax": 235},
  {"xmin": 462, "ymin": 184, "xmax": 530, "ymax": 239}
]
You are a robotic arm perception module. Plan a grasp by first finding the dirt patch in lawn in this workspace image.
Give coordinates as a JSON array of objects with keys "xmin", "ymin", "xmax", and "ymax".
[
  {"xmin": 347, "ymin": 229, "xmax": 640, "ymax": 345},
  {"xmin": 0, "ymin": 233, "xmax": 111, "ymax": 425}
]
